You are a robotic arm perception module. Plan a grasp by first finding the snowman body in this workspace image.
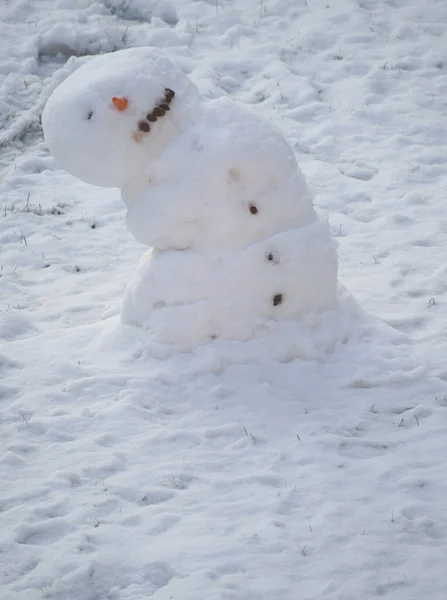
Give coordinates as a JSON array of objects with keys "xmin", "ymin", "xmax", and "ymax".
[
  {"xmin": 42, "ymin": 47, "xmax": 338, "ymax": 349},
  {"xmin": 123, "ymin": 221, "xmax": 337, "ymax": 346},
  {"xmin": 123, "ymin": 96, "xmax": 316, "ymax": 252}
]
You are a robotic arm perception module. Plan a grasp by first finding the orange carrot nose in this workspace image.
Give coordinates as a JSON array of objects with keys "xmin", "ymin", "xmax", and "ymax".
[{"xmin": 112, "ymin": 97, "xmax": 128, "ymax": 111}]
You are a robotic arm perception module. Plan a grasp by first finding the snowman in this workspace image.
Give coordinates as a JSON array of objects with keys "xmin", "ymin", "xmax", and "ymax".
[{"xmin": 42, "ymin": 47, "xmax": 338, "ymax": 349}]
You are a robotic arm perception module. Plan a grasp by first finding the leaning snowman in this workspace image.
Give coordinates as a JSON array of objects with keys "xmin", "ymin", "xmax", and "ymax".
[{"xmin": 42, "ymin": 47, "xmax": 338, "ymax": 349}]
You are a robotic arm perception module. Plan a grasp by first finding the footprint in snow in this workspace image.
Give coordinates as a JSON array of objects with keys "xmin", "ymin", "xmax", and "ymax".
[
  {"xmin": 0, "ymin": 313, "xmax": 39, "ymax": 341},
  {"xmin": 15, "ymin": 518, "xmax": 75, "ymax": 545},
  {"xmin": 338, "ymin": 439, "xmax": 390, "ymax": 460},
  {"xmin": 339, "ymin": 162, "xmax": 378, "ymax": 181}
]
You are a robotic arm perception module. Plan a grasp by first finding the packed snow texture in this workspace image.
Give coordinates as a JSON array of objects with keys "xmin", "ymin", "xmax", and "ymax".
[
  {"xmin": 42, "ymin": 47, "xmax": 338, "ymax": 348},
  {"xmin": 1, "ymin": 1, "xmax": 447, "ymax": 599}
]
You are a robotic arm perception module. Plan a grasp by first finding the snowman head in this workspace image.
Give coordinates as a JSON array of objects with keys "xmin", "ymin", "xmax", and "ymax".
[{"xmin": 42, "ymin": 47, "xmax": 203, "ymax": 189}]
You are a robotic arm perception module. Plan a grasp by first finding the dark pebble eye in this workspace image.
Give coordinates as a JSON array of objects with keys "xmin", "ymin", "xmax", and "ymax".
[
  {"xmin": 153, "ymin": 106, "xmax": 166, "ymax": 118},
  {"xmin": 147, "ymin": 112, "xmax": 157, "ymax": 122},
  {"xmin": 267, "ymin": 253, "xmax": 274, "ymax": 261},
  {"xmin": 249, "ymin": 205, "xmax": 258, "ymax": 215},
  {"xmin": 87, "ymin": 110, "xmax": 93, "ymax": 120},
  {"xmin": 138, "ymin": 121, "xmax": 150, "ymax": 132},
  {"xmin": 273, "ymin": 294, "xmax": 283, "ymax": 306}
]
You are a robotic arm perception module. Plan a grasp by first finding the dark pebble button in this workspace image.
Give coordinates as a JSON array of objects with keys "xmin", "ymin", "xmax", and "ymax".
[{"xmin": 273, "ymin": 294, "xmax": 283, "ymax": 306}]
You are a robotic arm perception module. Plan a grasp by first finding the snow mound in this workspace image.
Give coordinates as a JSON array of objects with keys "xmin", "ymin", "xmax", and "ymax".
[{"xmin": 122, "ymin": 222, "xmax": 338, "ymax": 349}]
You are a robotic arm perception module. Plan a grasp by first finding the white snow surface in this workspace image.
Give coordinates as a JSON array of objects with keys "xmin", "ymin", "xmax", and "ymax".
[{"xmin": 1, "ymin": 1, "xmax": 447, "ymax": 599}]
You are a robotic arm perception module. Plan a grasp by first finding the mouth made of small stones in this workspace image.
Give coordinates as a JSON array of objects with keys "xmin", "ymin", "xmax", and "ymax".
[{"xmin": 137, "ymin": 88, "xmax": 175, "ymax": 133}]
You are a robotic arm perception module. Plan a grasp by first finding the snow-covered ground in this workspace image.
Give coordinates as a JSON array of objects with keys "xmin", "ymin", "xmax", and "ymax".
[{"xmin": 1, "ymin": 1, "xmax": 447, "ymax": 598}]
